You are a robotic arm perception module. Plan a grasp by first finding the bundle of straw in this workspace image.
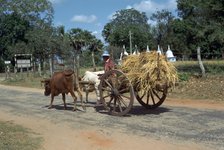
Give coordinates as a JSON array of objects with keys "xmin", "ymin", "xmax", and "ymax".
[{"xmin": 120, "ymin": 51, "xmax": 178, "ymax": 92}]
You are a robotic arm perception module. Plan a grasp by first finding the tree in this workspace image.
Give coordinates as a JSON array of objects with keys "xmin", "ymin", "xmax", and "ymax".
[
  {"xmin": 150, "ymin": 10, "xmax": 175, "ymax": 49},
  {"xmin": 177, "ymin": 0, "xmax": 224, "ymax": 59},
  {"xmin": 0, "ymin": 0, "xmax": 53, "ymax": 61},
  {"xmin": 168, "ymin": 19, "xmax": 190, "ymax": 59},
  {"xmin": 68, "ymin": 28, "xmax": 103, "ymax": 74},
  {"xmin": 88, "ymin": 39, "xmax": 103, "ymax": 71},
  {"xmin": 102, "ymin": 8, "xmax": 153, "ymax": 53}
]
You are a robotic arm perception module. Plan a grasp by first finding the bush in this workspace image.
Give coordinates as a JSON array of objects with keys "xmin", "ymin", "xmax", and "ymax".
[
  {"xmin": 0, "ymin": 59, "xmax": 5, "ymax": 73},
  {"xmin": 178, "ymin": 72, "xmax": 191, "ymax": 81}
]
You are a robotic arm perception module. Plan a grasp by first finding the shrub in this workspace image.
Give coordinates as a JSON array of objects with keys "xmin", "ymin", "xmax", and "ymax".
[{"xmin": 0, "ymin": 59, "xmax": 5, "ymax": 73}]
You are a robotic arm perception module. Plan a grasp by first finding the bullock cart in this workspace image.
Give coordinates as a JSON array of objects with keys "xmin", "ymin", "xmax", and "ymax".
[{"xmin": 98, "ymin": 52, "xmax": 178, "ymax": 116}]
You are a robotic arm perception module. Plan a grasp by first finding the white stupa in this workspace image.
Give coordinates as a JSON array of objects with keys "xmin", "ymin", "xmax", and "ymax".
[
  {"xmin": 133, "ymin": 45, "xmax": 140, "ymax": 55},
  {"xmin": 120, "ymin": 45, "xmax": 129, "ymax": 60},
  {"xmin": 157, "ymin": 45, "xmax": 162, "ymax": 54},
  {"xmin": 146, "ymin": 45, "xmax": 150, "ymax": 52},
  {"xmin": 166, "ymin": 45, "xmax": 176, "ymax": 62}
]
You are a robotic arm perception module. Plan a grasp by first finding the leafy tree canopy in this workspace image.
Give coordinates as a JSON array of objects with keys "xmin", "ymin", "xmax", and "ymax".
[
  {"xmin": 0, "ymin": 0, "xmax": 54, "ymax": 60},
  {"xmin": 102, "ymin": 8, "xmax": 153, "ymax": 52},
  {"xmin": 177, "ymin": 0, "xmax": 224, "ymax": 58}
]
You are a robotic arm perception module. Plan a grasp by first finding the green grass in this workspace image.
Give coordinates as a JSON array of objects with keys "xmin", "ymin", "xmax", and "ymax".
[
  {"xmin": 174, "ymin": 60, "xmax": 224, "ymax": 75},
  {"xmin": 1, "ymin": 73, "xmax": 43, "ymax": 89},
  {"xmin": 0, "ymin": 121, "xmax": 42, "ymax": 150}
]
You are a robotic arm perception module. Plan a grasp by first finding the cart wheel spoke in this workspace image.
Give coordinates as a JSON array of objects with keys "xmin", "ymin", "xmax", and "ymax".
[
  {"xmin": 118, "ymin": 87, "xmax": 129, "ymax": 94},
  {"xmin": 101, "ymin": 87, "xmax": 112, "ymax": 92},
  {"xmin": 103, "ymin": 94, "xmax": 111, "ymax": 99},
  {"xmin": 117, "ymin": 98, "xmax": 123, "ymax": 112},
  {"xmin": 104, "ymin": 79, "xmax": 113, "ymax": 88},
  {"xmin": 113, "ymin": 98, "xmax": 117, "ymax": 111},
  {"xmin": 152, "ymin": 89, "xmax": 161, "ymax": 100},
  {"xmin": 120, "ymin": 94, "xmax": 131, "ymax": 100},
  {"xmin": 118, "ymin": 96, "xmax": 128, "ymax": 107},
  {"xmin": 146, "ymin": 92, "xmax": 150, "ymax": 105},
  {"xmin": 150, "ymin": 90, "xmax": 156, "ymax": 105},
  {"xmin": 108, "ymin": 97, "xmax": 113, "ymax": 106}
]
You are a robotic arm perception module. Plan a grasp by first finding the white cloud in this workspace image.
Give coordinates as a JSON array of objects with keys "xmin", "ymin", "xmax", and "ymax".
[
  {"xmin": 107, "ymin": 12, "xmax": 116, "ymax": 20},
  {"xmin": 48, "ymin": 0, "xmax": 64, "ymax": 4},
  {"xmin": 125, "ymin": 0, "xmax": 177, "ymax": 25},
  {"xmin": 91, "ymin": 31, "xmax": 98, "ymax": 35},
  {"xmin": 71, "ymin": 15, "xmax": 97, "ymax": 23},
  {"xmin": 131, "ymin": 0, "xmax": 177, "ymax": 15},
  {"xmin": 54, "ymin": 21, "xmax": 63, "ymax": 27},
  {"xmin": 91, "ymin": 30, "xmax": 105, "ymax": 43},
  {"xmin": 107, "ymin": 0, "xmax": 177, "ymax": 22}
]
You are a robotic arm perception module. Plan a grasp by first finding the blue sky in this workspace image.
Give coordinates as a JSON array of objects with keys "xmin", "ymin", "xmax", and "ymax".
[{"xmin": 49, "ymin": 0, "xmax": 177, "ymax": 41}]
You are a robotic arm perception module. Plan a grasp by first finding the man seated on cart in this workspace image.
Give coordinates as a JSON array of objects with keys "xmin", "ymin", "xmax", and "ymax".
[{"xmin": 102, "ymin": 50, "xmax": 115, "ymax": 72}]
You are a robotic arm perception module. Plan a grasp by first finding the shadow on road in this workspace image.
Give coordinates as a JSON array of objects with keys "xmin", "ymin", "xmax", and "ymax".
[
  {"xmin": 129, "ymin": 106, "xmax": 170, "ymax": 116},
  {"xmin": 43, "ymin": 102, "xmax": 86, "ymax": 112},
  {"xmin": 43, "ymin": 102, "xmax": 171, "ymax": 116}
]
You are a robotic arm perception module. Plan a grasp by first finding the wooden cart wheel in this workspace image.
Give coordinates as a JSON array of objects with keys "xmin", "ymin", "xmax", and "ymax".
[
  {"xmin": 135, "ymin": 86, "xmax": 167, "ymax": 109},
  {"xmin": 99, "ymin": 69, "xmax": 134, "ymax": 116}
]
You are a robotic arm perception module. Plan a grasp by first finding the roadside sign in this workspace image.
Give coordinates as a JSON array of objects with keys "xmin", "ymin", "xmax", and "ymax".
[{"xmin": 4, "ymin": 61, "xmax": 11, "ymax": 64}]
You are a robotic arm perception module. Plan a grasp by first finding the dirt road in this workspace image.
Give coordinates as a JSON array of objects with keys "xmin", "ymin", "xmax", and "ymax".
[{"xmin": 0, "ymin": 84, "xmax": 224, "ymax": 150}]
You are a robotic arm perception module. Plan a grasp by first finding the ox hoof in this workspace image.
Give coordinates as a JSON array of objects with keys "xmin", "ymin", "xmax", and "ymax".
[
  {"xmin": 48, "ymin": 106, "xmax": 53, "ymax": 109},
  {"xmin": 82, "ymin": 106, "xmax": 87, "ymax": 111}
]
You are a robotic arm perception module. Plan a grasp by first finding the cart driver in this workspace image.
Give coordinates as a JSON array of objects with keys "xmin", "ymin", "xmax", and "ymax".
[{"xmin": 102, "ymin": 50, "xmax": 115, "ymax": 72}]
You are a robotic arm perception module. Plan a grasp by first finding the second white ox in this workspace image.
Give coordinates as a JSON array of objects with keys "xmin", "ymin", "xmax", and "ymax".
[{"xmin": 81, "ymin": 70, "xmax": 104, "ymax": 103}]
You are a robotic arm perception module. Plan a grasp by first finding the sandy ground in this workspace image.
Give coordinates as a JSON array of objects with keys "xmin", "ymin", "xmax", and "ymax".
[{"xmin": 0, "ymin": 84, "xmax": 224, "ymax": 150}]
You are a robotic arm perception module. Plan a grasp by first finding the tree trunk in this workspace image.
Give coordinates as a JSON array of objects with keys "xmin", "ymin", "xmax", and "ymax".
[
  {"xmin": 73, "ymin": 53, "xmax": 80, "ymax": 89},
  {"xmin": 197, "ymin": 47, "xmax": 206, "ymax": 77},
  {"xmin": 49, "ymin": 55, "xmax": 53, "ymax": 77},
  {"xmin": 222, "ymin": 50, "xmax": 224, "ymax": 59},
  {"xmin": 91, "ymin": 51, "xmax": 96, "ymax": 71}
]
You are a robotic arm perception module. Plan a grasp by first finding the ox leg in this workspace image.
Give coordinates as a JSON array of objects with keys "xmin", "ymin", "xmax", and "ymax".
[
  {"xmin": 62, "ymin": 93, "xmax": 67, "ymax": 110},
  {"xmin": 86, "ymin": 91, "xmax": 89, "ymax": 103},
  {"xmin": 95, "ymin": 84, "xmax": 101, "ymax": 105},
  {"xmin": 83, "ymin": 85, "xmax": 88, "ymax": 103},
  {"xmin": 77, "ymin": 88, "xmax": 86, "ymax": 111},
  {"xmin": 70, "ymin": 91, "xmax": 78, "ymax": 111},
  {"xmin": 48, "ymin": 95, "xmax": 54, "ymax": 109}
]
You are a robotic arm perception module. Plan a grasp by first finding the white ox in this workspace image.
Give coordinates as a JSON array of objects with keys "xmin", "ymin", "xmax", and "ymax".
[{"xmin": 81, "ymin": 70, "xmax": 104, "ymax": 103}]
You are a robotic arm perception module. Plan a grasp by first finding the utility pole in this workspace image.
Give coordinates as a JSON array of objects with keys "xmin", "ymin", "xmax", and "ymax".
[{"xmin": 129, "ymin": 30, "xmax": 133, "ymax": 54}]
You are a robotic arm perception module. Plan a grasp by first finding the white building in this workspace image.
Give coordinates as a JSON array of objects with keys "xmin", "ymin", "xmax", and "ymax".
[
  {"xmin": 166, "ymin": 45, "xmax": 176, "ymax": 62},
  {"xmin": 157, "ymin": 45, "xmax": 162, "ymax": 55}
]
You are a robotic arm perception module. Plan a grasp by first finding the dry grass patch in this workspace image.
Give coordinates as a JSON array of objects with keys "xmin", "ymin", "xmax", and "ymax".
[{"xmin": 0, "ymin": 121, "xmax": 42, "ymax": 150}]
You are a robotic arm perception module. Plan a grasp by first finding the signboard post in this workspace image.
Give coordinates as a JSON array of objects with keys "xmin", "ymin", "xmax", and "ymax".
[
  {"xmin": 14, "ymin": 54, "xmax": 33, "ymax": 78},
  {"xmin": 4, "ymin": 61, "xmax": 11, "ymax": 79}
]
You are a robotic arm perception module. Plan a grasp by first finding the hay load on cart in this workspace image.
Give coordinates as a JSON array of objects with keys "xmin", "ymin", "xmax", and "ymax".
[
  {"xmin": 98, "ymin": 51, "xmax": 178, "ymax": 116},
  {"xmin": 121, "ymin": 51, "xmax": 178, "ymax": 93}
]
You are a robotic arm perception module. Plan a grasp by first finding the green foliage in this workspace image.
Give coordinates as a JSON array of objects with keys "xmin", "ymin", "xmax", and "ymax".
[
  {"xmin": 0, "ymin": 59, "xmax": 5, "ymax": 72},
  {"xmin": 0, "ymin": 121, "xmax": 42, "ymax": 150},
  {"xmin": 0, "ymin": 0, "xmax": 54, "ymax": 60},
  {"xmin": 178, "ymin": 72, "xmax": 191, "ymax": 81},
  {"xmin": 102, "ymin": 8, "xmax": 153, "ymax": 51},
  {"xmin": 68, "ymin": 28, "xmax": 103, "ymax": 71},
  {"xmin": 150, "ymin": 10, "xmax": 175, "ymax": 47},
  {"xmin": 176, "ymin": 0, "xmax": 224, "ymax": 59},
  {"xmin": 80, "ymin": 51, "xmax": 102, "ymax": 68}
]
